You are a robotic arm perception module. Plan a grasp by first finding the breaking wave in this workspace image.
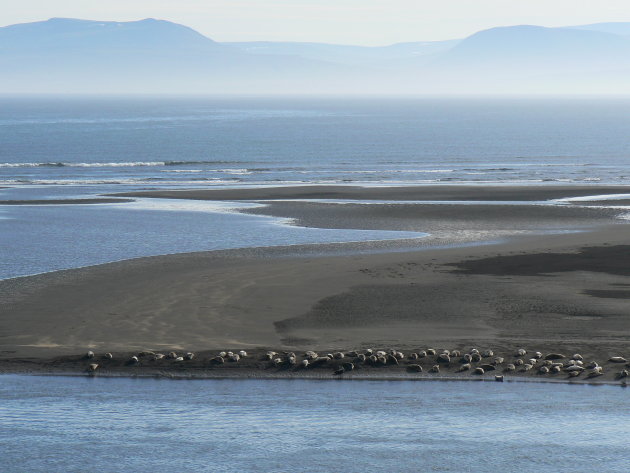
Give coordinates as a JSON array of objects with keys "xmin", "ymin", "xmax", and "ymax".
[{"xmin": 0, "ymin": 161, "xmax": 247, "ymax": 168}]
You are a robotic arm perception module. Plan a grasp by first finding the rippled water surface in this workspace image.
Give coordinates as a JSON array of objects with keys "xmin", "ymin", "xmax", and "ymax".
[
  {"xmin": 0, "ymin": 375, "xmax": 628, "ymax": 472},
  {"xmin": 2, "ymin": 96, "xmax": 630, "ymax": 186}
]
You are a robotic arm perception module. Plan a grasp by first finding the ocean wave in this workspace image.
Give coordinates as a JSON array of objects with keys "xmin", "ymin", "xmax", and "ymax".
[
  {"xmin": 0, "ymin": 160, "xmax": 248, "ymax": 168},
  {"xmin": 0, "ymin": 177, "xmax": 243, "ymax": 185}
]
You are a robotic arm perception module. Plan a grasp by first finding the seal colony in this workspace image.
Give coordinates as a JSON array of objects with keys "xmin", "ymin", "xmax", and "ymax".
[{"xmin": 9, "ymin": 347, "xmax": 626, "ymax": 385}]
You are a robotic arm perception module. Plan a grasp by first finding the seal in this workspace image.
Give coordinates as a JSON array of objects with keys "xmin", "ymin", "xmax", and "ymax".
[
  {"xmin": 609, "ymin": 356, "xmax": 627, "ymax": 363},
  {"xmin": 407, "ymin": 364, "xmax": 423, "ymax": 372},
  {"xmin": 437, "ymin": 353, "xmax": 451, "ymax": 364},
  {"xmin": 386, "ymin": 353, "xmax": 399, "ymax": 365},
  {"xmin": 544, "ymin": 353, "xmax": 565, "ymax": 360},
  {"xmin": 305, "ymin": 351, "xmax": 319, "ymax": 360}
]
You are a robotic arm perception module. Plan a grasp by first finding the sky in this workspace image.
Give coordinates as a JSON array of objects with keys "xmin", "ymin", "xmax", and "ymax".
[{"xmin": 2, "ymin": 0, "xmax": 630, "ymax": 45}]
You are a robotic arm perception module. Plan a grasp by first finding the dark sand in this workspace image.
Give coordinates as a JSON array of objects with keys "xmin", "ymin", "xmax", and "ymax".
[
  {"xmin": 2, "ymin": 185, "xmax": 630, "ymax": 383},
  {"xmin": 114, "ymin": 184, "xmax": 630, "ymax": 202}
]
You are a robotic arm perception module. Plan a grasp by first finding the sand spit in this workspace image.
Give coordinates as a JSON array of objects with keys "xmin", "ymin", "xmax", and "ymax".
[{"xmin": 1, "ymin": 185, "xmax": 629, "ymax": 384}]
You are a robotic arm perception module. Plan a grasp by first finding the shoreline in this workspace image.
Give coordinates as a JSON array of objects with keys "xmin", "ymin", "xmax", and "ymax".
[
  {"xmin": 3, "ymin": 371, "xmax": 627, "ymax": 387},
  {"xmin": 111, "ymin": 184, "xmax": 630, "ymax": 202},
  {"xmin": 2, "ymin": 347, "xmax": 628, "ymax": 386}
]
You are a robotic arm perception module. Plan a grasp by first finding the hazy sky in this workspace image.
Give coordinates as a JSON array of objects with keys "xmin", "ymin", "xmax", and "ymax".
[{"xmin": 2, "ymin": 0, "xmax": 630, "ymax": 45}]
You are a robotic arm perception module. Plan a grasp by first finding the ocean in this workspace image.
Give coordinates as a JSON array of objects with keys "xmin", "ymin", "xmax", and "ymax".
[
  {"xmin": 2, "ymin": 96, "xmax": 630, "ymax": 279},
  {"xmin": 1, "ymin": 375, "xmax": 628, "ymax": 473},
  {"xmin": 2, "ymin": 96, "xmax": 630, "ymax": 189}
]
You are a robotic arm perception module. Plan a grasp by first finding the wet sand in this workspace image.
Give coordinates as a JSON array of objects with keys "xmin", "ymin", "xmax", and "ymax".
[
  {"xmin": 113, "ymin": 184, "xmax": 630, "ymax": 202},
  {"xmin": 1, "ymin": 185, "xmax": 630, "ymax": 383},
  {"xmin": 0, "ymin": 198, "xmax": 133, "ymax": 205}
]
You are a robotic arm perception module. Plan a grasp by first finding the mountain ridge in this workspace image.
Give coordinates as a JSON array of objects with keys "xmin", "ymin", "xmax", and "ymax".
[{"xmin": 3, "ymin": 18, "xmax": 630, "ymax": 94}]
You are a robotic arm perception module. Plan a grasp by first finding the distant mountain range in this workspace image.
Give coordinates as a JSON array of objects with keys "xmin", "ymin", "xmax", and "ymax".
[{"xmin": 3, "ymin": 18, "xmax": 630, "ymax": 94}]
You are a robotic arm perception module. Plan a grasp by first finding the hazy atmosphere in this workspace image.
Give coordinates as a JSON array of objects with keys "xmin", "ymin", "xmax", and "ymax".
[
  {"xmin": 4, "ymin": 0, "xmax": 630, "ymax": 44},
  {"xmin": 5, "ymin": 16, "xmax": 630, "ymax": 93},
  {"xmin": 2, "ymin": 3, "xmax": 630, "ymax": 473}
]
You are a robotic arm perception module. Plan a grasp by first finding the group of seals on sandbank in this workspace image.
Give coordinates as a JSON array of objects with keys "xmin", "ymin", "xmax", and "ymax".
[{"xmin": 80, "ymin": 347, "xmax": 629, "ymax": 384}]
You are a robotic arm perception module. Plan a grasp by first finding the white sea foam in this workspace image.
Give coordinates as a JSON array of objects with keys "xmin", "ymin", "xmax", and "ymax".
[
  {"xmin": 120, "ymin": 198, "xmax": 266, "ymax": 214},
  {"xmin": 554, "ymin": 193, "xmax": 630, "ymax": 202},
  {"xmin": 0, "ymin": 161, "xmax": 246, "ymax": 168},
  {"xmin": 0, "ymin": 161, "xmax": 165, "ymax": 168}
]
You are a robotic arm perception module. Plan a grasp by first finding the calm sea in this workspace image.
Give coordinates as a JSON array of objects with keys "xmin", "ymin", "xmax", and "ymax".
[
  {"xmin": 1, "ymin": 96, "xmax": 630, "ymax": 188},
  {"xmin": 0, "ymin": 375, "xmax": 628, "ymax": 473}
]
